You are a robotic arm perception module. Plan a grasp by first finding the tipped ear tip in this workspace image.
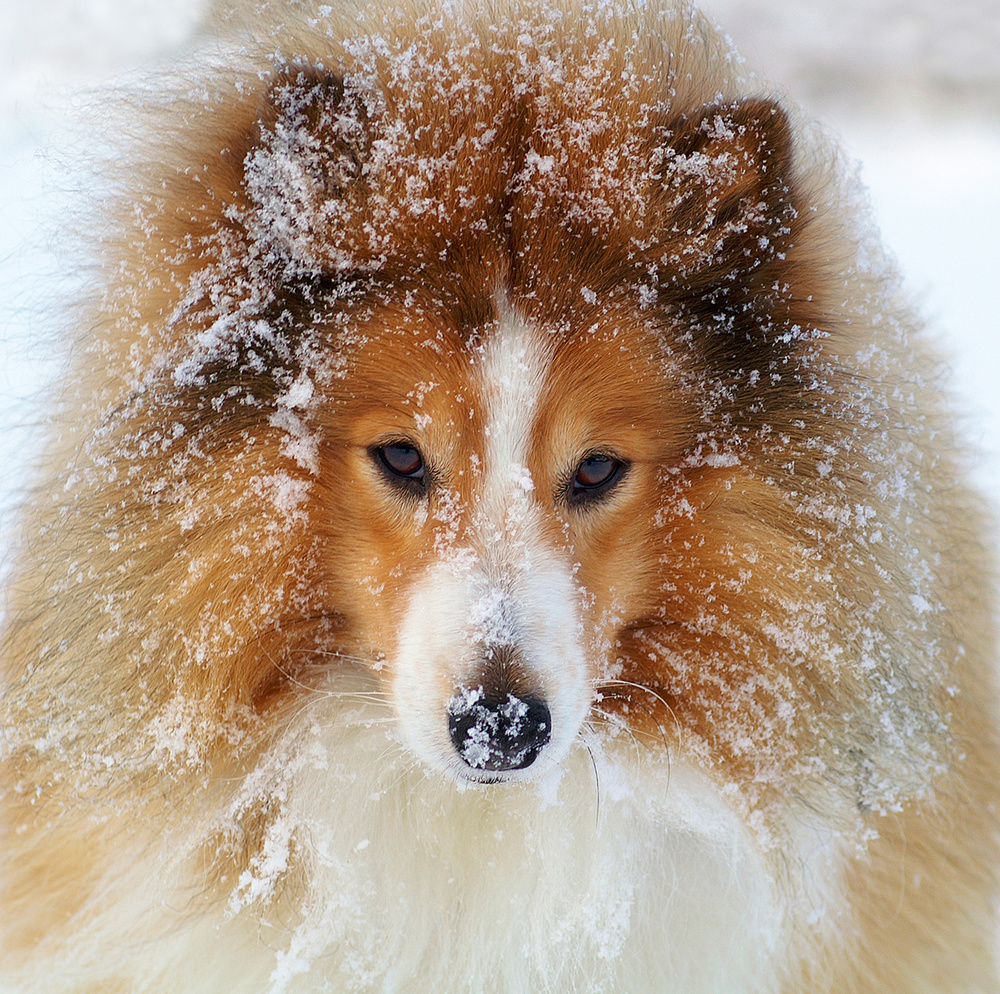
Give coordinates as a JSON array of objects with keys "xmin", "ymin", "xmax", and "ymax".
[
  {"xmin": 676, "ymin": 96, "xmax": 792, "ymax": 158},
  {"xmin": 739, "ymin": 97, "xmax": 788, "ymax": 122},
  {"xmin": 747, "ymin": 99, "xmax": 794, "ymax": 160}
]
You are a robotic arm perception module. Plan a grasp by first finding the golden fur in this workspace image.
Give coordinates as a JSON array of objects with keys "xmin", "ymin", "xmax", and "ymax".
[{"xmin": 2, "ymin": 1, "xmax": 998, "ymax": 991}]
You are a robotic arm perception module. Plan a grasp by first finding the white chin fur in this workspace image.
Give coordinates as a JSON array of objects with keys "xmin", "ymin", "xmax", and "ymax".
[
  {"xmin": 68, "ymin": 706, "xmax": 792, "ymax": 994},
  {"xmin": 272, "ymin": 720, "xmax": 789, "ymax": 993}
]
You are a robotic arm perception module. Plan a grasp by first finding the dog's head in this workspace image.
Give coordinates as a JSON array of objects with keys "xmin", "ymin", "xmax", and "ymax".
[
  {"xmin": 56, "ymin": 4, "xmax": 949, "ymax": 826},
  {"xmin": 213, "ymin": 43, "xmax": 807, "ymax": 785}
]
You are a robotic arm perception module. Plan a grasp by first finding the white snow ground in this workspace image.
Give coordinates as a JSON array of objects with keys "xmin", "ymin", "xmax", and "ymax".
[{"xmin": 1, "ymin": 0, "xmax": 999, "ymax": 537}]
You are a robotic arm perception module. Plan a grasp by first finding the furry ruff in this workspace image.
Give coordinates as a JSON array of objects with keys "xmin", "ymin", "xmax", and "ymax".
[{"xmin": 2, "ymin": 1, "xmax": 998, "ymax": 991}]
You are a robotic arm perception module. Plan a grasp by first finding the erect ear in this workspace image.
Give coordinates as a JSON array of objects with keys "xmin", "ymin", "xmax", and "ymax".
[
  {"xmin": 654, "ymin": 98, "xmax": 797, "ymax": 288},
  {"xmin": 240, "ymin": 64, "xmax": 375, "ymax": 269}
]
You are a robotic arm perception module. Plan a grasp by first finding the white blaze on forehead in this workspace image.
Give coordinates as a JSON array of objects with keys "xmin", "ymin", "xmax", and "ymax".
[{"xmin": 478, "ymin": 301, "xmax": 552, "ymax": 502}]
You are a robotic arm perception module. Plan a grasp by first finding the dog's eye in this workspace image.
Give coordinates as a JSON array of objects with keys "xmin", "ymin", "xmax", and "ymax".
[
  {"xmin": 569, "ymin": 454, "xmax": 628, "ymax": 505},
  {"xmin": 380, "ymin": 443, "xmax": 424, "ymax": 478},
  {"xmin": 373, "ymin": 442, "xmax": 427, "ymax": 490}
]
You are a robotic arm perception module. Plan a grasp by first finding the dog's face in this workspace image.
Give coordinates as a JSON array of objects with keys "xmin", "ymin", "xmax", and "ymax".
[
  {"xmin": 185, "ymin": 51, "xmax": 822, "ymax": 795},
  {"xmin": 311, "ymin": 287, "xmax": 690, "ymax": 781},
  {"xmin": 92, "ymin": 47, "xmax": 843, "ymax": 816},
  {"xmin": 63, "ymin": 25, "xmax": 916, "ymax": 831}
]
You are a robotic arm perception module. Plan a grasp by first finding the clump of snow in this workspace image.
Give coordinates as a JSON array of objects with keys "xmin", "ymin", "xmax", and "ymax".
[{"xmin": 253, "ymin": 471, "xmax": 311, "ymax": 522}]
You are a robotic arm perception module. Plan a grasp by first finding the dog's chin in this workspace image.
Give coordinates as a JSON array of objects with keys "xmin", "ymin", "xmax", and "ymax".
[{"xmin": 448, "ymin": 761, "xmax": 535, "ymax": 787}]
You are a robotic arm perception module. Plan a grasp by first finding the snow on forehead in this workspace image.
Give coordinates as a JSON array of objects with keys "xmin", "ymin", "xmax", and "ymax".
[{"xmin": 243, "ymin": 0, "xmax": 734, "ymax": 273}]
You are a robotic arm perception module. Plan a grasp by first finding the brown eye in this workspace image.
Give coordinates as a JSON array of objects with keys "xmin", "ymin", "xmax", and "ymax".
[
  {"xmin": 372, "ymin": 442, "xmax": 427, "ymax": 492},
  {"xmin": 569, "ymin": 453, "xmax": 628, "ymax": 505}
]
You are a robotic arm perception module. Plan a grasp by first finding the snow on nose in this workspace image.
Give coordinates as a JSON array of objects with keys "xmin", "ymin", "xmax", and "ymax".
[{"xmin": 447, "ymin": 687, "xmax": 552, "ymax": 772}]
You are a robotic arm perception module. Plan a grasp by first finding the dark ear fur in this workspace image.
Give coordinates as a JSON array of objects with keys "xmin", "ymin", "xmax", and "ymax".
[
  {"xmin": 650, "ymin": 99, "xmax": 826, "ymax": 389},
  {"xmin": 239, "ymin": 65, "xmax": 374, "ymax": 271},
  {"xmin": 655, "ymin": 98, "xmax": 797, "ymax": 290},
  {"xmin": 252, "ymin": 66, "xmax": 372, "ymax": 198}
]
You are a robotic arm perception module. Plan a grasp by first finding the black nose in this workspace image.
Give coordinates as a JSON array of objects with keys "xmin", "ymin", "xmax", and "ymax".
[{"xmin": 447, "ymin": 691, "xmax": 551, "ymax": 772}]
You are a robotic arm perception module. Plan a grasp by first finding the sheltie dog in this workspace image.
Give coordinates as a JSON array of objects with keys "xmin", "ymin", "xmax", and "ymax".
[{"xmin": 2, "ymin": 0, "xmax": 998, "ymax": 991}]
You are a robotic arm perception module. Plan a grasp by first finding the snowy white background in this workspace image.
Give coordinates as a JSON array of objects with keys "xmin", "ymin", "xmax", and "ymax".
[{"xmin": 1, "ymin": 0, "xmax": 999, "ymax": 544}]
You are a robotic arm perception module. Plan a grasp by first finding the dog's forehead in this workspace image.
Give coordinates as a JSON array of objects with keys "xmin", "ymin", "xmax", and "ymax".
[{"xmin": 335, "ymin": 288, "xmax": 666, "ymax": 412}]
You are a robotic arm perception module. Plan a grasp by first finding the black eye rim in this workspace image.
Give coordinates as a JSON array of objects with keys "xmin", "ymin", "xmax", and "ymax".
[
  {"xmin": 370, "ymin": 440, "xmax": 428, "ymax": 494},
  {"xmin": 567, "ymin": 451, "xmax": 630, "ymax": 506}
]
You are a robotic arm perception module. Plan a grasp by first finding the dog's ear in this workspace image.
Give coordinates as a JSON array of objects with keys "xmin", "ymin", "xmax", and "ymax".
[
  {"xmin": 252, "ymin": 66, "xmax": 371, "ymax": 197},
  {"xmin": 240, "ymin": 65, "xmax": 375, "ymax": 271},
  {"xmin": 654, "ymin": 98, "xmax": 797, "ymax": 290}
]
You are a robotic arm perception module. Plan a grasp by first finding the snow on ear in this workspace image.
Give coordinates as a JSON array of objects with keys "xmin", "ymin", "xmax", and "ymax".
[
  {"xmin": 654, "ymin": 98, "xmax": 797, "ymax": 289},
  {"xmin": 241, "ymin": 65, "xmax": 374, "ymax": 272}
]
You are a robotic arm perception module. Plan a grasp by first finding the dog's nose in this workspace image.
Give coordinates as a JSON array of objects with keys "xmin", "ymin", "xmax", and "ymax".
[{"xmin": 447, "ymin": 690, "xmax": 551, "ymax": 772}]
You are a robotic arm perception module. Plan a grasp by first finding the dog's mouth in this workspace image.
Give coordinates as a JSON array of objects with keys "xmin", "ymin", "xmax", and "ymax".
[{"xmin": 446, "ymin": 687, "xmax": 552, "ymax": 774}]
